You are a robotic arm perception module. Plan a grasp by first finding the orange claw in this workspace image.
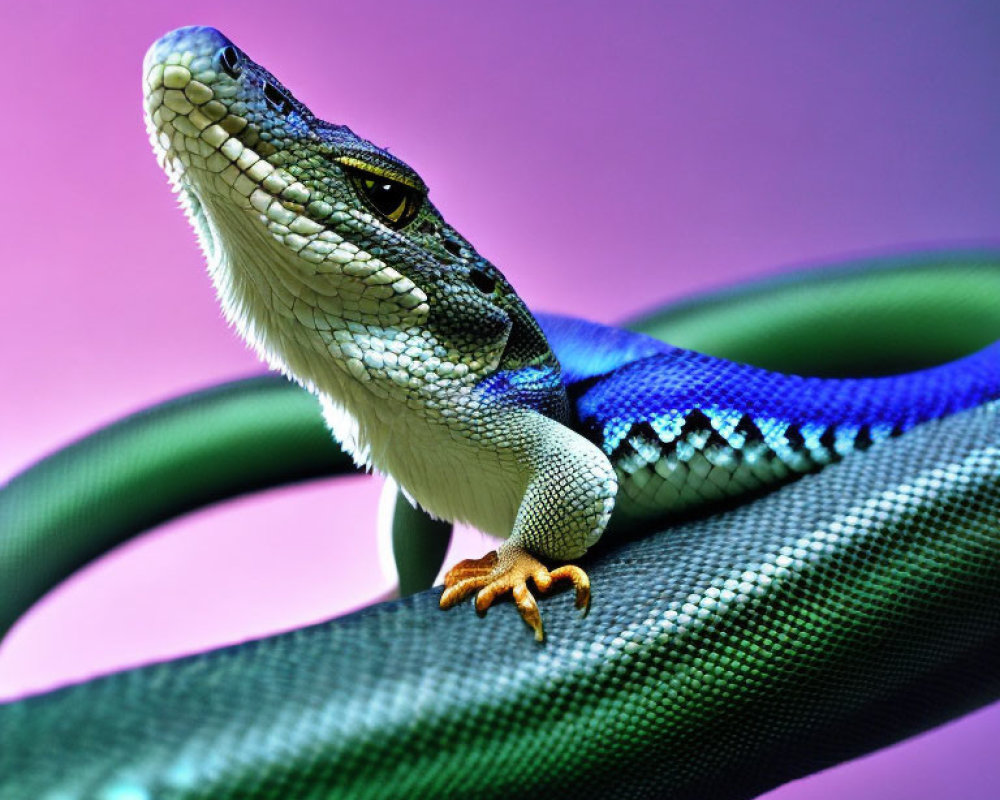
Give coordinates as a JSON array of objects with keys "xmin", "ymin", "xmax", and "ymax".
[{"xmin": 439, "ymin": 547, "xmax": 591, "ymax": 641}]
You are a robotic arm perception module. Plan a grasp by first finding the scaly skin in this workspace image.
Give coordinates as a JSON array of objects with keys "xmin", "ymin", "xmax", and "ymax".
[
  {"xmin": 144, "ymin": 26, "xmax": 616, "ymax": 637},
  {"xmin": 1, "ymin": 253, "xmax": 999, "ymax": 798},
  {"xmin": 1, "ymin": 392, "xmax": 998, "ymax": 800},
  {"xmin": 144, "ymin": 27, "xmax": 1000, "ymax": 641},
  {"xmin": 1, "ymin": 18, "xmax": 999, "ymax": 798}
]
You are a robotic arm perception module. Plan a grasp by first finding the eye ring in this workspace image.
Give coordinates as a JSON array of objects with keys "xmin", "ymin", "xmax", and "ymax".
[{"xmin": 217, "ymin": 46, "xmax": 241, "ymax": 78}]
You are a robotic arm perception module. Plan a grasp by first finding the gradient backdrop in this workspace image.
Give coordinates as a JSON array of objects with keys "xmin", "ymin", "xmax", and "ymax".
[{"xmin": 1, "ymin": 1, "xmax": 998, "ymax": 797}]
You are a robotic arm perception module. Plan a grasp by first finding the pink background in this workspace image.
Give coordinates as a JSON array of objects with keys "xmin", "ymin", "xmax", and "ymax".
[{"xmin": 1, "ymin": 2, "xmax": 998, "ymax": 797}]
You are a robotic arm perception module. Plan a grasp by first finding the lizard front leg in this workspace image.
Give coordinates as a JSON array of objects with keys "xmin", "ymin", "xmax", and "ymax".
[{"xmin": 440, "ymin": 412, "xmax": 618, "ymax": 640}]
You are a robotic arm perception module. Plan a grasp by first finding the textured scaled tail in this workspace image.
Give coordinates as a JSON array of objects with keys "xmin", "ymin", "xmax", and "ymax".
[{"xmin": 1, "ymin": 252, "xmax": 1000, "ymax": 800}]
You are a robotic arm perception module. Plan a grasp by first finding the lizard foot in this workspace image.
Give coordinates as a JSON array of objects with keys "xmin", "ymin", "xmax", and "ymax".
[{"xmin": 439, "ymin": 547, "xmax": 590, "ymax": 641}]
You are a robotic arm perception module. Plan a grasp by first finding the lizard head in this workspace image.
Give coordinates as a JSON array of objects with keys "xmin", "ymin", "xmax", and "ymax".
[{"xmin": 143, "ymin": 26, "xmax": 557, "ymax": 395}]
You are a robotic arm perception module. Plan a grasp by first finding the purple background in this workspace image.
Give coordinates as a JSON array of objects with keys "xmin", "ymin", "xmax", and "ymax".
[{"xmin": 1, "ymin": 2, "xmax": 998, "ymax": 797}]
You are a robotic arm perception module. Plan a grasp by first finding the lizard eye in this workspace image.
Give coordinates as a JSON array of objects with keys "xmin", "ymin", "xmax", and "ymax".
[{"xmin": 340, "ymin": 163, "xmax": 423, "ymax": 229}]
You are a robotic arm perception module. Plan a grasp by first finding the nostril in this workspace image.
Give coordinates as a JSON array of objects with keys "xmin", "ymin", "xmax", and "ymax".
[
  {"xmin": 469, "ymin": 268, "xmax": 496, "ymax": 295},
  {"xmin": 263, "ymin": 82, "xmax": 293, "ymax": 114},
  {"xmin": 218, "ymin": 46, "xmax": 241, "ymax": 78}
]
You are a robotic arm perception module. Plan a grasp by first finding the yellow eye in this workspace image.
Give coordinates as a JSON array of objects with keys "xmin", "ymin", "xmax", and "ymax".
[{"xmin": 337, "ymin": 161, "xmax": 423, "ymax": 229}]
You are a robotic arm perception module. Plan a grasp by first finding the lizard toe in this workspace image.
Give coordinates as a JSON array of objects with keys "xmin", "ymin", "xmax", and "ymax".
[
  {"xmin": 548, "ymin": 565, "xmax": 591, "ymax": 615},
  {"xmin": 440, "ymin": 546, "xmax": 590, "ymax": 641}
]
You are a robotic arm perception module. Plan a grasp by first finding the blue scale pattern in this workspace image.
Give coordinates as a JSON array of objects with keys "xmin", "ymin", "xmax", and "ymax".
[{"xmin": 538, "ymin": 314, "xmax": 1000, "ymax": 522}]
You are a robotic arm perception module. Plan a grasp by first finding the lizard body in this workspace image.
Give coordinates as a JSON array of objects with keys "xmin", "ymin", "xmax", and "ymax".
[
  {"xmin": 145, "ymin": 29, "xmax": 614, "ymax": 625},
  {"xmin": 143, "ymin": 26, "xmax": 999, "ymax": 637}
]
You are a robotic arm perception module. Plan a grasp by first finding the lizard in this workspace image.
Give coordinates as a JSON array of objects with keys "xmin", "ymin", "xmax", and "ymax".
[
  {"xmin": 1, "ymin": 21, "xmax": 1000, "ymax": 800},
  {"xmin": 141, "ymin": 25, "xmax": 1000, "ymax": 641}
]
